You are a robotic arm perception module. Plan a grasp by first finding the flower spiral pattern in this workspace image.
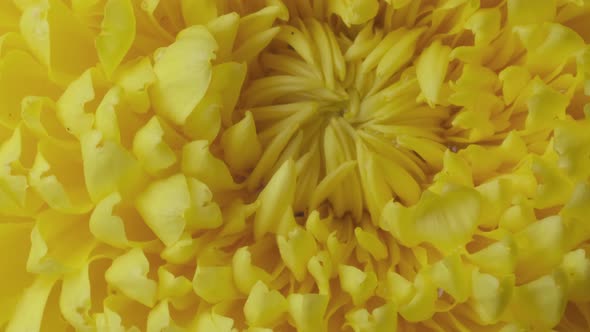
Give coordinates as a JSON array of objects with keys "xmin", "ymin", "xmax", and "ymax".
[{"xmin": 1, "ymin": 0, "xmax": 590, "ymax": 331}]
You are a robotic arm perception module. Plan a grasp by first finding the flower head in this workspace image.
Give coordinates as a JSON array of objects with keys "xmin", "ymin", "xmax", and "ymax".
[{"xmin": 1, "ymin": 0, "xmax": 590, "ymax": 331}]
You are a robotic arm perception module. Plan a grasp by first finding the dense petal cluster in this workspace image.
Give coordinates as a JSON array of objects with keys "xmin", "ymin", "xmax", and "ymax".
[{"xmin": 1, "ymin": 0, "xmax": 590, "ymax": 331}]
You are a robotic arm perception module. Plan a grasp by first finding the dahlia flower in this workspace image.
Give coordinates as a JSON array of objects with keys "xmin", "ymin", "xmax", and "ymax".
[{"xmin": 1, "ymin": 0, "xmax": 590, "ymax": 331}]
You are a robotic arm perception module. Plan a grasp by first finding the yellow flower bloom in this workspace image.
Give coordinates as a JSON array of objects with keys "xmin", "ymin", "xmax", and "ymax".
[{"xmin": 1, "ymin": 0, "xmax": 590, "ymax": 331}]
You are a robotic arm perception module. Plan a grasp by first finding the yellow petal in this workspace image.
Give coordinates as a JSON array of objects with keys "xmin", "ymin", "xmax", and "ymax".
[
  {"xmin": 383, "ymin": 271, "xmax": 415, "ymax": 305},
  {"xmin": 6, "ymin": 277, "xmax": 57, "ymax": 332},
  {"xmin": 0, "ymin": 128, "xmax": 27, "ymax": 210},
  {"xmin": 475, "ymin": 178, "xmax": 513, "ymax": 228},
  {"xmin": 232, "ymin": 247, "xmax": 272, "ymax": 294},
  {"xmin": 28, "ymin": 146, "xmax": 92, "ymax": 214},
  {"xmin": 81, "ymin": 130, "xmax": 144, "ymax": 202},
  {"xmin": 560, "ymin": 249, "xmax": 590, "ymax": 302},
  {"xmin": 499, "ymin": 201, "xmax": 536, "ymax": 233},
  {"xmin": 147, "ymin": 300, "xmax": 171, "ymax": 332},
  {"xmin": 183, "ymin": 62, "xmax": 246, "ymax": 139},
  {"xmin": 105, "ymin": 248, "xmax": 158, "ymax": 307},
  {"xmin": 307, "ymin": 251, "xmax": 333, "ymax": 296},
  {"xmin": 514, "ymin": 216, "xmax": 565, "ymax": 283},
  {"xmin": 328, "ymin": 0, "xmax": 379, "ymax": 26},
  {"xmin": 345, "ymin": 302, "xmax": 398, "ymax": 332},
  {"xmin": 20, "ymin": 0, "xmax": 97, "ymax": 83},
  {"xmin": 278, "ymin": 227, "xmax": 318, "ymax": 282},
  {"xmin": 157, "ymin": 267, "xmax": 193, "ymax": 306},
  {"xmin": 514, "ymin": 23, "xmax": 585, "ymax": 74},
  {"xmin": 470, "ymin": 271, "xmax": 514, "ymax": 324},
  {"xmin": 114, "ymin": 56, "xmax": 156, "ymax": 114},
  {"xmin": 151, "ymin": 26, "xmax": 217, "ymax": 125},
  {"xmin": 208, "ymin": 62, "xmax": 247, "ymax": 127},
  {"xmin": 431, "ymin": 254, "xmax": 472, "ymax": 302},
  {"xmin": 339, "ymin": 265, "xmax": 378, "ymax": 306},
  {"xmin": 56, "ymin": 69, "xmax": 95, "ymax": 138},
  {"xmin": 507, "ymin": 0, "xmax": 556, "ymax": 26},
  {"xmin": 398, "ymin": 269, "xmax": 437, "ymax": 322},
  {"xmin": 135, "ymin": 174, "xmax": 190, "ymax": 246},
  {"xmin": 553, "ymin": 118, "xmax": 590, "ymax": 180},
  {"xmin": 0, "ymin": 50, "xmax": 59, "ymax": 128},
  {"xmin": 182, "ymin": 140, "xmax": 237, "ymax": 191},
  {"xmin": 182, "ymin": 93, "xmax": 222, "ymax": 143},
  {"xmin": 95, "ymin": 87, "xmax": 122, "ymax": 143},
  {"xmin": 220, "ymin": 199, "xmax": 259, "ymax": 236},
  {"xmin": 185, "ymin": 177, "xmax": 223, "ymax": 231},
  {"xmin": 89, "ymin": 192, "xmax": 128, "ymax": 247},
  {"xmin": 193, "ymin": 311, "xmax": 236, "ymax": 332},
  {"xmin": 0, "ymin": 222, "xmax": 34, "ymax": 327},
  {"xmin": 465, "ymin": 8, "xmax": 501, "ymax": 46},
  {"xmin": 382, "ymin": 187, "xmax": 481, "ymax": 254},
  {"xmin": 498, "ymin": 66, "xmax": 531, "ymax": 105},
  {"xmin": 376, "ymin": 27, "xmax": 425, "ymax": 82},
  {"xmin": 181, "ymin": 0, "xmax": 217, "ymax": 27},
  {"xmin": 133, "ymin": 116, "xmax": 177, "ymax": 175},
  {"xmin": 206, "ymin": 13, "xmax": 239, "ymax": 62},
  {"xmin": 287, "ymin": 293, "xmax": 329, "ymax": 332},
  {"xmin": 59, "ymin": 264, "xmax": 92, "ymax": 329},
  {"xmin": 468, "ymin": 236, "xmax": 517, "ymax": 275},
  {"xmin": 244, "ymin": 281, "xmax": 288, "ymax": 327},
  {"xmin": 27, "ymin": 211, "xmax": 94, "ymax": 274},
  {"xmin": 96, "ymin": 0, "xmax": 136, "ymax": 77},
  {"xmin": 221, "ymin": 111, "xmax": 263, "ymax": 172},
  {"xmin": 531, "ymin": 156, "xmax": 574, "ymax": 209},
  {"xmin": 354, "ymin": 227, "xmax": 388, "ymax": 261},
  {"xmin": 416, "ymin": 40, "xmax": 452, "ymax": 107},
  {"xmin": 253, "ymin": 159, "xmax": 296, "ymax": 239},
  {"xmin": 525, "ymin": 79, "xmax": 569, "ymax": 130},
  {"xmin": 232, "ymin": 27, "xmax": 280, "ymax": 64},
  {"xmin": 95, "ymin": 306, "xmax": 125, "ymax": 332},
  {"xmin": 507, "ymin": 274, "xmax": 567, "ymax": 329},
  {"xmin": 192, "ymin": 265, "xmax": 240, "ymax": 303}
]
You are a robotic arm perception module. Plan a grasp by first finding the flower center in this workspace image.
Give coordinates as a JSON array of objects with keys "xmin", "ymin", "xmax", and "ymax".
[{"xmin": 242, "ymin": 18, "xmax": 453, "ymax": 220}]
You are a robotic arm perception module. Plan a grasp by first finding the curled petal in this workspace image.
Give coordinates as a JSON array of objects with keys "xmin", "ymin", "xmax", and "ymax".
[
  {"xmin": 135, "ymin": 174, "xmax": 190, "ymax": 246},
  {"xmin": 221, "ymin": 111, "xmax": 263, "ymax": 173},
  {"xmin": 470, "ymin": 270, "xmax": 514, "ymax": 324},
  {"xmin": 182, "ymin": 140, "xmax": 238, "ymax": 191},
  {"xmin": 287, "ymin": 293, "xmax": 329, "ymax": 332},
  {"xmin": 20, "ymin": 0, "xmax": 97, "ymax": 83},
  {"xmin": 514, "ymin": 23, "xmax": 585, "ymax": 75},
  {"xmin": 277, "ymin": 227, "xmax": 318, "ymax": 282},
  {"xmin": 151, "ymin": 26, "xmax": 217, "ymax": 126},
  {"xmin": 193, "ymin": 311, "xmax": 236, "ymax": 332},
  {"xmin": 514, "ymin": 216, "xmax": 565, "ymax": 283},
  {"xmin": 382, "ymin": 187, "xmax": 481, "ymax": 254},
  {"xmin": 507, "ymin": 274, "xmax": 567, "ymax": 329},
  {"xmin": 133, "ymin": 116, "xmax": 177, "ymax": 175},
  {"xmin": 89, "ymin": 192, "xmax": 128, "ymax": 248},
  {"xmin": 105, "ymin": 248, "xmax": 158, "ymax": 307},
  {"xmin": 192, "ymin": 265, "xmax": 240, "ymax": 304},
  {"xmin": 81, "ymin": 130, "xmax": 144, "ymax": 202},
  {"xmin": 339, "ymin": 265, "xmax": 378, "ymax": 306},
  {"xmin": 59, "ymin": 264, "xmax": 92, "ymax": 329},
  {"xmin": 232, "ymin": 247, "xmax": 272, "ymax": 294},
  {"xmin": 244, "ymin": 281, "xmax": 287, "ymax": 327},
  {"xmin": 147, "ymin": 300, "xmax": 171, "ymax": 332}
]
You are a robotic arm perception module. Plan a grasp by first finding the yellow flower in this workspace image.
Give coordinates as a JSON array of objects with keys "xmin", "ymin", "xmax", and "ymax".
[{"xmin": 1, "ymin": 0, "xmax": 590, "ymax": 331}]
